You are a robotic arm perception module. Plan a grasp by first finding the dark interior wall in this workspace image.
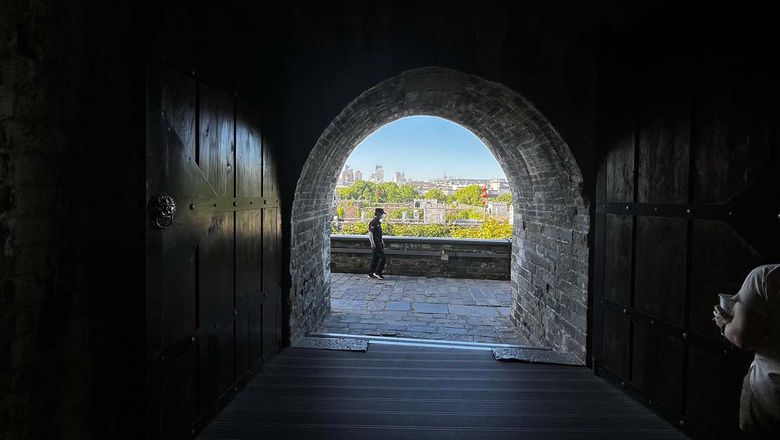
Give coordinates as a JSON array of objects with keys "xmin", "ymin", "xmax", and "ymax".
[
  {"xmin": 154, "ymin": 0, "xmax": 640, "ymax": 347},
  {"xmin": 594, "ymin": 7, "xmax": 779, "ymax": 438},
  {"xmin": 0, "ymin": 0, "xmax": 146, "ymax": 438},
  {"xmin": 2, "ymin": 1, "xmax": 776, "ymax": 439}
]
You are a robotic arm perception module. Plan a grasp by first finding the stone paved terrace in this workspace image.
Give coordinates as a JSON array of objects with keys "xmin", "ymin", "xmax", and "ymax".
[{"xmin": 318, "ymin": 273, "xmax": 534, "ymax": 346}]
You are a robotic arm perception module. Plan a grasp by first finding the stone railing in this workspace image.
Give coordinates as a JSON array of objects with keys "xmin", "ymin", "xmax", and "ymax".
[{"xmin": 330, "ymin": 235, "xmax": 510, "ymax": 280}]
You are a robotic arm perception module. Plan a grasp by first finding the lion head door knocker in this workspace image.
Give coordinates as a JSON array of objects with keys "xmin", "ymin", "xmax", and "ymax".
[{"xmin": 147, "ymin": 194, "xmax": 177, "ymax": 229}]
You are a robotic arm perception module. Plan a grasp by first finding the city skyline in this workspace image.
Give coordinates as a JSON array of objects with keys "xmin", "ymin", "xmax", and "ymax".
[
  {"xmin": 340, "ymin": 163, "xmax": 507, "ymax": 184},
  {"xmin": 343, "ymin": 115, "xmax": 508, "ymax": 181}
]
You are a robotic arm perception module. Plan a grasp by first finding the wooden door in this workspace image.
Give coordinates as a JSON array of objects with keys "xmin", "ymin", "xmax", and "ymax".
[
  {"xmin": 145, "ymin": 67, "xmax": 281, "ymax": 439},
  {"xmin": 594, "ymin": 56, "xmax": 779, "ymax": 437}
]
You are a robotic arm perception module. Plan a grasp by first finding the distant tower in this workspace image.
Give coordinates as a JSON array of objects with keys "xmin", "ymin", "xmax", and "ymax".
[
  {"xmin": 374, "ymin": 165, "xmax": 384, "ymax": 182},
  {"xmin": 354, "ymin": 170, "xmax": 363, "ymax": 181},
  {"xmin": 394, "ymin": 171, "xmax": 405, "ymax": 184},
  {"xmin": 340, "ymin": 165, "xmax": 353, "ymax": 185}
]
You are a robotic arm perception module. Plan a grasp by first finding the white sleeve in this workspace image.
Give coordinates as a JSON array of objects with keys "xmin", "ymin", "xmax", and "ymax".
[{"xmin": 733, "ymin": 265, "xmax": 776, "ymax": 317}]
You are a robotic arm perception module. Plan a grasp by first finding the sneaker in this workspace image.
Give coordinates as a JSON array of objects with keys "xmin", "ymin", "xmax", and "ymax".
[
  {"xmin": 368, "ymin": 273, "xmax": 379, "ymax": 279},
  {"xmin": 374, "ymin": 273, "xmax": 385, "ymax": 280}
]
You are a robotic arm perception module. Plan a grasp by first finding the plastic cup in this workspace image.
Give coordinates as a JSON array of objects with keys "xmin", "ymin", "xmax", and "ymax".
[{"xmin": 718, "ymin": 293, "xmax": 736, "ymax": 314}]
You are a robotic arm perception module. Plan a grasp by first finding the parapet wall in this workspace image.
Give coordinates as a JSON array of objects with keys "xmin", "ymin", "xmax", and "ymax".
[{"xmin": 330, "ymin": 235, "xmax": 510, "ymax": 280}]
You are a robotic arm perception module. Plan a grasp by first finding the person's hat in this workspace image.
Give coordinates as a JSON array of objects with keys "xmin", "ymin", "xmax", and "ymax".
[{"xmin": 374, "ymin": 208, "xmax": 385, "ymax": 216}]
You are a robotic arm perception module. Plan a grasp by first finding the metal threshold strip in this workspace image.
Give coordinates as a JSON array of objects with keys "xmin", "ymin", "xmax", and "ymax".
[
  {"xmin": 304, "ymin": 332, "xmax": 583, "ymax": 366},
  {"xmin": 309, "ymin": 332, "xmax": 542, "ymax": 351}
]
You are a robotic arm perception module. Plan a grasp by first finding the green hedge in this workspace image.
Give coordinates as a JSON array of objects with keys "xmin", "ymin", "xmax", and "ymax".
[{"xmin": 333, "ymin": 218, "xmax": 512, "ymax": 239}]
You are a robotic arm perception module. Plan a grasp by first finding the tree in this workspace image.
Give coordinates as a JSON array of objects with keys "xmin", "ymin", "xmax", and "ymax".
[
  {"xmin": 450, "ymin": 218, "xmax": 512, "ymax": 239},
  {"xmin": 423, "ymin": 188, "xmax": 448, "ymax": 202},
  {"xmin": 336, "ymin": 181, "xmax": 418, "ymax": 203},
  {"xmin": 446, "ymin": 208, "xmax": 483, "ymax": 221},
  {"xmin": 336, "ymin": 186, "xmax": 353, "ymax": 200},
  {"xmin": 494, "ymin": 192, "xmax": 512, "ymax": 204},
  {"xmin": 336, "ymin": 205, "xmax": 345, "ymax": 218},
  {"xmin": 337, "ymin": 180, "xmax": 374, "ymax": 201},
  {"xmin": 479, "ymin": 218, "xmax": 512, "ymax": 238},
  {"xmin": 396, "ymin": 184, "xmax": 419, "ymax": 202},
  {"xmin": 453, "ymin": 184, "xmax": 483, "ymax": 206}
]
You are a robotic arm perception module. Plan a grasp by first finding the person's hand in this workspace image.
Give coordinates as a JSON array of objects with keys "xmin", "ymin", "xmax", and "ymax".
[{"xmin": 713, "ymin": 305, "xmax": 733, "ymax": 333}]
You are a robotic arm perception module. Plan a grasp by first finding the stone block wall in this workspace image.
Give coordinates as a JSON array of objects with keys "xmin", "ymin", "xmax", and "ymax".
[
  {"xmin": 288, "ymin": 189, "xmax": 334, "ymax": 345},
  {"xmin": 331, "ymin": 235, "xmax": 510, "ymax": 280},
  {"xmin": 510, "ymin": 210, "xmax": 590, "ymax": 358}
]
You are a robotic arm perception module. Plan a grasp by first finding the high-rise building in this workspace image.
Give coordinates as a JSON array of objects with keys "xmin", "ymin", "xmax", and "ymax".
[
  {"xmin": 371, "ymin": 165, "xmax": 384, "ymax": 182},
  {"xmin": 354, "ymin": 170, "xmax": 363, "ymax": 181},
  {"xmin": 339, "ymin": 165, "xmax": 354, "ymax": 185},
  {"xmin": 394, "ymin": 171, "xmax": 406, "ymax": 184}
]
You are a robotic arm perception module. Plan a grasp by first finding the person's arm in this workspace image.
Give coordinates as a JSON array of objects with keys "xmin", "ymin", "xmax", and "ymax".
[
  {"xmin": 714, "ymin": 303, "xmax": 769, "ymax": 351},
  {"xmin": 368, "ymin": 222, "xmax": 376, "ymax": 249}
]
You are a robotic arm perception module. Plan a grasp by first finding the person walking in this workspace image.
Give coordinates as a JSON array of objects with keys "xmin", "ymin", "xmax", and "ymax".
[
  {"xmin": 713, "ymin": 264, "xmax": 780, "ymax": 438},
  {"xmin": 367, "ymin": 208, "xmax": 386, "ymax": 279}
]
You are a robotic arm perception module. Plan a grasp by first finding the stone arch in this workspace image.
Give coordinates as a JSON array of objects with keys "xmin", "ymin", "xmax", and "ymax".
[{"xmin": 291, "ymin": 67, "xmax": 589, "ymax": 361}]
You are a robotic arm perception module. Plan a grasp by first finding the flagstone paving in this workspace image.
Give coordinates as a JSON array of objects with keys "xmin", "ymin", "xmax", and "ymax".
[{"xmin": 317, "ymin": 273, "xmax": 534, "ymax": 346}]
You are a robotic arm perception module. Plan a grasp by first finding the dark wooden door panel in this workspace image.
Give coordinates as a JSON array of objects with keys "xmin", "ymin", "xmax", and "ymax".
[
  {"xmin": 235, "ymin": 308, "xmax": 250, "ymax": 373},
  {"xmin": 198, "ymin": 213, "xmax": 234, "ymax": 326},
  {"xmin": 236, "ymin": 103, "xmax": 263, "ymax": 198},
  {"xmin": 262, "ymin": 207, "xmax": 280, "ymax": 357},
  {"xmin": 161, "ymin": 344, "xmax": 198, "ymax": 439},
  {"xmin": 262, "ymin": 135, "xmax": 277, "ymax": 198},
  {"xmin": 601, "ymin": 308, "xmax": 630, "ymax": 378},
  {"xmin": 637, "ymin": 97, "xmax": 690, "ymax": 204},
  {"xmin": 634, "ymin": 216, "xmax": 686, "ymax": 326},
  {"xmin": 605, "ymin": 113, "xmax": 635, "ymax": 203},
  {"xmin": 147, "ymin": 67, "xmax": 281, "ymax": 439},
  {"xmin": 631, "ymin": 321, "xmax": 685, "ymax": 413},
  {"xmin": 604, "ymin": 214, "xmax": 632, "ymax": 306},
  {"xmin": 149, "ymin": 71, "xmax": 209, "ymax": 354},
  {"xmin": 692, "ymin": 84, "xmax": 774, "ymax": 204},
  {"xmin": 249, "ymin": 304, "xmax": 263, "ymax": 364},
  {"xmin": 198, "ymin": 321, "xmax": 235, "ymax": 409},
  {"xmin": 161, "ymin": 69, "xmax": 197, "ymax": 162},
  {"xmin": 685, "ymin": 346, "xmax": 731, "ymax": 434},
  {"xmin": 159, "ymin": 244, "xmax": 198, "ymax": 349},
  {"xmin": 199, "ymin": 85, "xmax": 235, "ymax": 197},
  {"xmin": 236, "ymin": 210, "xmax": 262, "ymax": 306}
]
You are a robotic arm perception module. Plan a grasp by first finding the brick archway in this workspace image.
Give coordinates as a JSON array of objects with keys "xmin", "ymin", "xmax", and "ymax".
[{"xmin": 291, "ymin": 67, "xmax": 589, "ymax": 361}]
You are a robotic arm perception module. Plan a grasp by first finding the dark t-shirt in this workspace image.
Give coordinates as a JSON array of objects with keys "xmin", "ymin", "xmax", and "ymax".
[{"xmin": 368, "ymin": 217, "xmax": 383, "ymax": 248}]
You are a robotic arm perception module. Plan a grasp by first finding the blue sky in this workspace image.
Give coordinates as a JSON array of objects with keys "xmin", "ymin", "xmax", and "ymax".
[{"xmin": 345, "ymin": 116, "xmax": 507, "ymax": 181}]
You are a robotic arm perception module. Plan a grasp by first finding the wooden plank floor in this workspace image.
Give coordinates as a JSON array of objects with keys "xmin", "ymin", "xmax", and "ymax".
[{"xmin": 199, "ymin": 344, "xmax": 688, "ymax": 440}]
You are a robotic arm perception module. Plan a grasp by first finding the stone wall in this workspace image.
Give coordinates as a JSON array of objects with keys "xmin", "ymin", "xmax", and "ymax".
[{"xmin": 331, "ymin": 236, "xmax": 510, "ymax": 280}]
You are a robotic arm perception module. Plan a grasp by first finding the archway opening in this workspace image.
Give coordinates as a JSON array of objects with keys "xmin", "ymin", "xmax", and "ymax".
[
  {"xmin": 333, "ymin": 115, "xmax": 513, "ymax": 238},
  {"xmin": 325, "ymin": 115, "xmax": 521, "ymax": 345},
  {"xmin": 291, "ymin": 67, "xmax": 589, "ymax": 362}
]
